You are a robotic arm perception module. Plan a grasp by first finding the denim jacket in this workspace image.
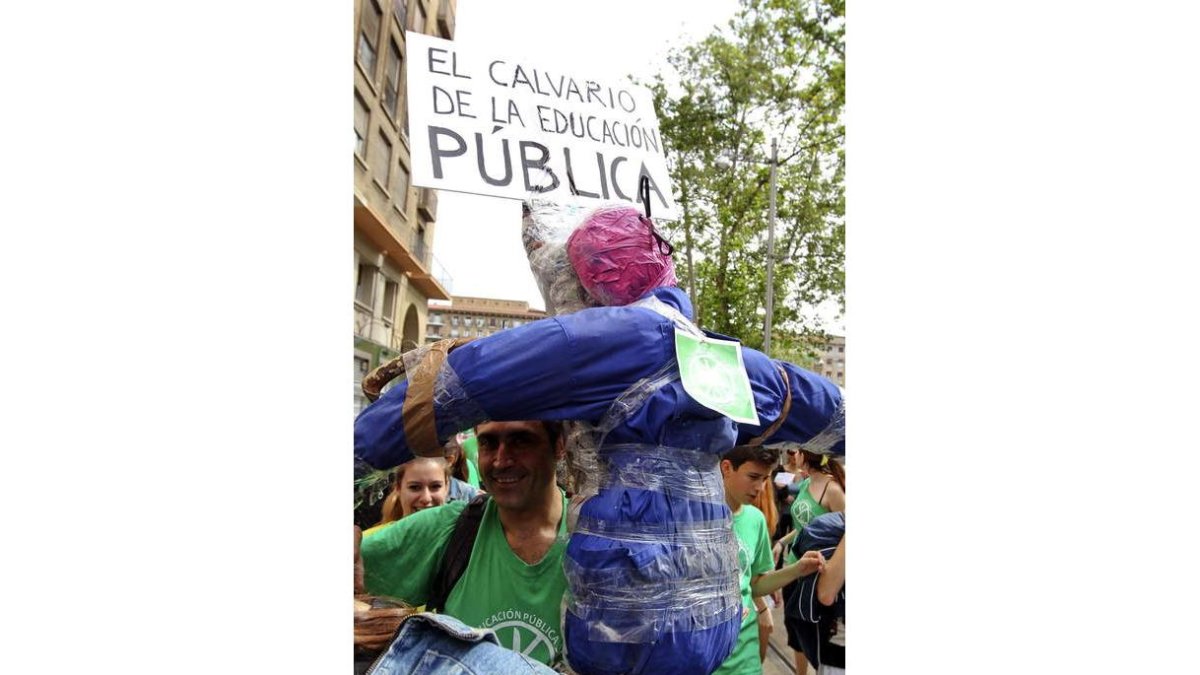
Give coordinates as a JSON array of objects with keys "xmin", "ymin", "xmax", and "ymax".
[
  {"xmin": 448, "ymin": 477, "xmax": 481, "ymax": 503},
  {"xmin": 365, "ymin": 612, "xmax": 557, "ymax": 675}
]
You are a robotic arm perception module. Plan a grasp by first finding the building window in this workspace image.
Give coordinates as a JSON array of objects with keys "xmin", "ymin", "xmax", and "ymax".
[
  {"xmin": 370, "ymin": 130, "xmax": 392, "ymax": 191},
  {"xmin": 357, "ymin": 0, "xmax": 382, "ymax": 77},
  {"xmin": 838, "ymin": 345, "xmax": 844, "ymax": 353},
  {"xmin": 383, "ymin": 39, "xmax": 403, "ymax": 121},
  {"xmin": 355, "ymin": 264, "xmax": 376, "ymax": 306},
  {"xmin": 450, "ymin": 328, "xmax": 459, "ymax": 338},
  {"xmin": 451, "ymin": 316, "xmax": 459, "ymax": 326},
  {"xmin": 489, "ymin": 317, "xmax": 497, "ymax": 327},
  {"xmin": 475, "ymin": 317, "xmax": 484, "ymax": 328},
  {"xmin": 825, "ymin": 358, "xmax": 833, "ymax": 365},
  {"xmin": 400, "ymin": 85, "xmax": 409, "ymax": 136},
  {"xmin": 512, "ymin": 320, "xmax": 521, "ymax": 328},
  {"xmin": 392, "ymin": 0, "xmax": 408, "ymax": 29},
  {"xmin": 410, "ymin": 1, "xmax": 426, "ymax": 31},
  {"xmin": 381, "ymin": 279, "xmax": 399, "ymax": 323},
  {"xmin": 837, "ymin": 371, "xmax": 843, "ymax": 379},
  {"xmin": 394, "ymin": 162, "xmax": 410, "ymax": 210},
  {"xmin": 825, "ymin": 371, "xmax": 833, "ymax": 378},
  {"xmin": 354, "ymin": 92, "xmax": 369, "ymax": 157},
  {"xmin": 429, "ymin": 312, "xmax": 441, "ymax": 324},
  {"xmin": 354, "ymin": 356, "xmax": 371, "ymax": 415}
]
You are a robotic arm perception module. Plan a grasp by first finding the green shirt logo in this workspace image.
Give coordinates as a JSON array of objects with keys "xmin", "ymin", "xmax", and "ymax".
[
  {"xmin": 482, "ymin": 613, "xmax": 559, "ymax": 664},
  {"xmin": 674, "ymin": 328, "xmax": 760, "ymax": 425}
]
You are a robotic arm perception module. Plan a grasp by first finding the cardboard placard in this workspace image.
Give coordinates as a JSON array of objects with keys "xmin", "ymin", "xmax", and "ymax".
[{"xmin": 405, "ymin": 32, "xmax": 678, "ymax": 219}]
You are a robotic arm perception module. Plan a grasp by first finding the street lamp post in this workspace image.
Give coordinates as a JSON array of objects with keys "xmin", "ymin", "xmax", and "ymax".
[
  {"xmin": 763, "ymin": 137, "xmax": 778, "ymax": 357},
  {"xmin": 714, "ymin": 138, "xmax": 780, "ymax": 355}
]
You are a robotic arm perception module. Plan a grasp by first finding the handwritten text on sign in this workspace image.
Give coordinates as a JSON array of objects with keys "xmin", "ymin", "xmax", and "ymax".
[{"xmin": 405, "ymin": 32, "xmax": 677, "ymax": 219}]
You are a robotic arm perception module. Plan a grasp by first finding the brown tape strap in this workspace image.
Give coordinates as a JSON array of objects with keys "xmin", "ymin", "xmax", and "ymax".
[
  {"xmin": 360, "ymin": 338, "xmax": 475, "ymax": 457},
  {"xmin": 361, "ymin": 357, "xmax": 406, "ymax": 403},
  {"xmin": 745, "ymin": 365, "xmax": 792, "ymax": 447}
]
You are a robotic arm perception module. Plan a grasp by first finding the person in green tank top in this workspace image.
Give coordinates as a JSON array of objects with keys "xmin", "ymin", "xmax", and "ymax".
[
  {"xmin": 360, "ymin": 420, "xmax": 569, "ymax": 668},
  {"xmin": 714, "ymin": 445, "xmax": 828, "ymax": 675},
  {"xmin": 771, "ymin": 450, "xmax": 845, "ymax": 675},
  {"xmin": 773, "ymin": 451, "xmax": 846, "ymax": 565}
]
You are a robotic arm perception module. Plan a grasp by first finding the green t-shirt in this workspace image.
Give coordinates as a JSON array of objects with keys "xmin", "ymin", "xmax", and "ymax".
[
  {"xmin": 785, "ymin": 477, "xmax": 830, "ymax": 565},
  {"xmin": 461, "ymin": 432, "xmax": 479, "ymax": 467},
  {"xmin": 360, "ymin": 493, "xmax": 569, "ymax": 666},
  {"xmin": 465, "ymin": 457, "xmax": 481, "ymax": 488},
  {"xmin": 713, "ymin": 504, "xmax": 774, "ymax": 675}
]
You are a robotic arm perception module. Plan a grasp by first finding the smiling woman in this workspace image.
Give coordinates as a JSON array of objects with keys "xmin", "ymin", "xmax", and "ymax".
[{"xmin": 367, "ymin": 457, "xmax": 451, "ymax": 533}]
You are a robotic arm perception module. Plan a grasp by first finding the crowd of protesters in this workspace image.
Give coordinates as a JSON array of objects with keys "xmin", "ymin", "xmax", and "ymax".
[{"xmin": 354, "ymin": 430, "xmax": 846, "ymax": 675}]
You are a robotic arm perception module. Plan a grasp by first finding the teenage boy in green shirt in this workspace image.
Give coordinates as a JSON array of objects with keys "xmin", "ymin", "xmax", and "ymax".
[{"xmin": 715, "ymin": 446, "xmax": 827, "ymax": 675}]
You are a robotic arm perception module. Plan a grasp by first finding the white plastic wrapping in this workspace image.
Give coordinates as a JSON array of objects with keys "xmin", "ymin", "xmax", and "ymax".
[
  {"xmin": 800, "ymin": 398, "xmax": 845, "ymax": 455},
  {"xmin": 522, "ymin": 199, "xmax": 602, "ymax": 316}
]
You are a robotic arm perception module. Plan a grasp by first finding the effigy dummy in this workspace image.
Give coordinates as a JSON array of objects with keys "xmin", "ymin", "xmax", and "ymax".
[{"xmin": 355, "ymin": 200, "xmax": 844, "ymax": 675}]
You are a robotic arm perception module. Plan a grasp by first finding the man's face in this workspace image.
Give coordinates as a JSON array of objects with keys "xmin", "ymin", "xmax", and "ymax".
[
  {"xmin": 722, "ymin": 459, "xmax": 773, "ymax": 506},
  {"xmin": 784, "ymin": 448, "xmax": 800, "ymax": 471},
  {"xmin": 476, "ymin": 421, "xmax": 561, "ymax": 512}
]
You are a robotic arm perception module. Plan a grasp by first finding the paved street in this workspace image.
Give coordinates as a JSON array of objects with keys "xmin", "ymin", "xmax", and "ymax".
[{"xmin": 762, "ymin": 605, "xmax": 816, "ymax": 675}]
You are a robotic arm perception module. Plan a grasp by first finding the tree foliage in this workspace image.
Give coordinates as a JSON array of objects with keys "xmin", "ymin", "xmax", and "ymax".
[{"xmin": 648, "ymin": 0, "xmax": 844, "ymax": 355}]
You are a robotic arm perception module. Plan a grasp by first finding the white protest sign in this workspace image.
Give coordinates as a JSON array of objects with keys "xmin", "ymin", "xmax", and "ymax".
[{"xmin": 405, "ymin": 32, "xmax": 678, "ymax": 219}]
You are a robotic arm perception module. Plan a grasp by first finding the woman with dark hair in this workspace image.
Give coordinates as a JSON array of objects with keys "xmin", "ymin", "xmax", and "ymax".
[
  {"xmin": 772, "ymin": 451, "xmax": 845, "ymax": 675},
  {"xmin": 774, "ymin": 452, "xmax": 845, "ymax": 558},
  {"xmin": 442, "ymin": 439, "xmax": 482, "ymax": 504},
  {"xmin": 446, "ymin": 430, "xmax": 483, "ymax": 488},
  {"xmin": 445, "ymin": 439, "xmax": 469, "ymax": 483}
]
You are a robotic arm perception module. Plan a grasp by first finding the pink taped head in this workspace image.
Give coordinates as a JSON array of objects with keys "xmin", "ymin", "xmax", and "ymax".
[{"xmin": 566, "ymin": 206, "xmax": 677, "ymax": 306}]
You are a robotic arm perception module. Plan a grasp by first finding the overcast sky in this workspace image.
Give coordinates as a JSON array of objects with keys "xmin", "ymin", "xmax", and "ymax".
[{"xmin": 430, "ymin": 0, "xmax": 740, "ymax": 310}]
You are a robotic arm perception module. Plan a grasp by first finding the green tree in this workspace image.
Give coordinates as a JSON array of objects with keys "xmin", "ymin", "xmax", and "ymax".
[{"xmin": 648, "ymin": 0, "xmax": 844, "ymax": 355}]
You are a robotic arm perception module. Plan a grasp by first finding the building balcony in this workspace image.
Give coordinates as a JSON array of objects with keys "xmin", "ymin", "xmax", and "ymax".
[
  {"xmin": 409, "ymin": 228, "xmax": 430, "ymax": 268},
  {"xmin": 354, "ymin": 191, "xmax": 451, "ymax": 300},
  {"xmin": 431, "ymin": 255, "xmax": 454, "ymax": 295},
  {"xmin": 417, "ymin": 188, "xmax": 437, "ymax": 221}
]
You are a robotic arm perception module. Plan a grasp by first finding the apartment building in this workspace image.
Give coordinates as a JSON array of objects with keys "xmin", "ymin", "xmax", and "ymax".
[
  {"xmin": 354, "ymin": 0, "xmax": 458, "ymax": 413},
  {"xmin": 815, "ymin": 334, "xmax": 846, "ymax": 387},
  {"xmin": 426, "ymin": 296, "xmax": 548, "ymax": 343}
]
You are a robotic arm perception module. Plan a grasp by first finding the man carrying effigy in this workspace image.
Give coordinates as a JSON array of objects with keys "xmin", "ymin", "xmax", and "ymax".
[{"xmin": 355, "ymin": 197, "xmax": 844, "ymax": 675}]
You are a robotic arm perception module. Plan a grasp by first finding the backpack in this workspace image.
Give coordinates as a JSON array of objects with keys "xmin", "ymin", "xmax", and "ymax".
[{"xmin": 426, "ymin": 493, "xmax": 490, "ymax": 613}]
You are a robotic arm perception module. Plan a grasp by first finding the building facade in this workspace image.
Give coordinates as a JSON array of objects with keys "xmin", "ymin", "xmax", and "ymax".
[
  {"xmin": 426, "ymin": 296, "xmax": 548, "ymax": 343},
  {"xmin": 354, "ymin": 0, "xmax": 458, "ymax": 414},
  {"xmin": 815, "ymin": 334, "xmax": 846, "ymax": 388}
]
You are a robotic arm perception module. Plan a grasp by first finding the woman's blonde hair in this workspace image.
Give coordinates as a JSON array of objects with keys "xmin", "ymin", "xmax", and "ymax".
[
  {"xmin": 374, "ymin": 457, "xmax": 451, "ymax": 527},
  {"xmin": 752, "ymin": 478, "xmax": 779, "ymax": 535}
]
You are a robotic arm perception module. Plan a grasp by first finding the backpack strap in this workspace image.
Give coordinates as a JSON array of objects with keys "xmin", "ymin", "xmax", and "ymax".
[
  {"xmin": 745, "ymin": 365, "xmax": 792, "ymax": 446},
  {"xmin": 427, "ymin": 493, "xmax": 490, "ymax": 613}
]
